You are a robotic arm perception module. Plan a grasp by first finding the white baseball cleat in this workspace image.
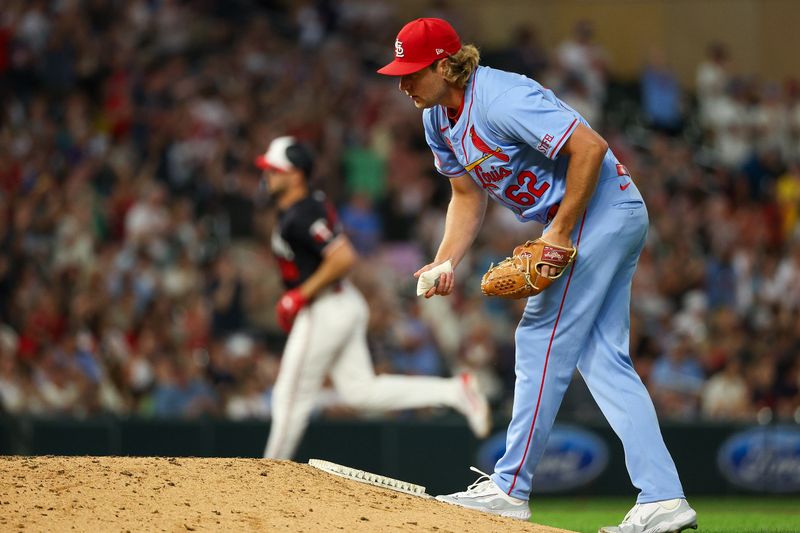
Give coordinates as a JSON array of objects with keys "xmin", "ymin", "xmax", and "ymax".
[
  {"xmin": 455, "ymin": 372, "xmax": 491, "ymax": 438},
  {"xmin": 435, "ymin": 467, "xmax": 531, "ymax": 520},
  {"xmin": 598, "ymin": 498, "xmax": 697, "ymax": 533}
]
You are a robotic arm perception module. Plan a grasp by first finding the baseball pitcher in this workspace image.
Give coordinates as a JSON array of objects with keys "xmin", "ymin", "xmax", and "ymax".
[
  {"xmin": 257, "ymin": 136, "xmax": 492, "ymax": 461},
  {"xmin": 378, "ymin": 18, "xmax": 697, "ymax": 533}
]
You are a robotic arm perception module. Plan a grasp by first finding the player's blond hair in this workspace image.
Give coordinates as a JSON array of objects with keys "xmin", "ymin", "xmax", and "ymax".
[{"xmin": 440, "ymin": 44, "xmax": 480, "ymax": 89}]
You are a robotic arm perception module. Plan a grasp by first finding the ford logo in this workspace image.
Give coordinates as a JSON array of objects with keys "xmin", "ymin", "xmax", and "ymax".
[
  {"xmin": 476, "ymin": 424, "xmax": 608, "ymax": 492},
  {"xmin": 718, "ymin": 426, "xmax": 800, "ymax": 492}
]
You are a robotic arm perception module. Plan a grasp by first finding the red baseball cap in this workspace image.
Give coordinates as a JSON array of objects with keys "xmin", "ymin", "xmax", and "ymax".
[{"xmin": 377, "ymin": 18, "xmax": 461, "ymax": 76}]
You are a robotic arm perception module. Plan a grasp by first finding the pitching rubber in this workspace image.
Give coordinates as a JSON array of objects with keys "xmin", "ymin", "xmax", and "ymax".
[{"xmin": 308, "ymin": 459, "xmax": 430, "ymax": 498}]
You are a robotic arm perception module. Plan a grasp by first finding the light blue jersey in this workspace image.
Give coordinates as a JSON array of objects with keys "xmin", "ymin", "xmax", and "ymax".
[
  {"xmin": 424, "ymin": 65, "xmax": 685, "ymax": 504},
  {"xmin": 424, "ymin": 66, "xmax": 623, "ymax": 223}
]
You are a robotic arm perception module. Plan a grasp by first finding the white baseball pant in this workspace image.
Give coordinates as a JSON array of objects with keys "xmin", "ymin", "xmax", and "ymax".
[{"xmin": 264, "ymin": 282, "xmax": 463, "ymax": 459}]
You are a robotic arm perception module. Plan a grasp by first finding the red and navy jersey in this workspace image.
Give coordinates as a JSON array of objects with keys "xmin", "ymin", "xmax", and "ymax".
[{"xmin": 272, "ymin": 191, "xmax": 341, "ymax": 289}]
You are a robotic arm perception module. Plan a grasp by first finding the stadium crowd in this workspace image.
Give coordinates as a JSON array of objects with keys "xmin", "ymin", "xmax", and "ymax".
[{"xmin": 0, "ymin": 0, "xmax": 798, "ymax": 423}]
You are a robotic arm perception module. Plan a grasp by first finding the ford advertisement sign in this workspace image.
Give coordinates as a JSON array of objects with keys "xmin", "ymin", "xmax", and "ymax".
[
  {"xmin": 476, "ymin": 424, "xmax": 608, "ymax": 493},
  {"xmin": 718, "ymin": 426, "xmax": 800, "ymax": 493}
]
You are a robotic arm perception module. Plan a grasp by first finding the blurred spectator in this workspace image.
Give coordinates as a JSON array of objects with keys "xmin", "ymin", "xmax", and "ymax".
[
  {"xmin": 35, "ymin": 350, "xmax": 82, "ymax": 416},
  {"xmin": 340, "ymin": 192, "xmax": 383, "ymax": 256},
  {"xmin": 776, "ymin": 162, "xmax": 800, "ymax": 239},
  {"xmin": 741, "ymin": 147, "xmax": 785, "ymax": 200},
  {"xmin": 641, "ymin": 48, "xmax": 683, "ymax": 135},
  {"xmin": 701, "ymin": 357, "xmax": 751, "ymax": 419},
  {"xmin": 208, "ymin": 252, "xmax": 246, "ymax": 339},
  {"xmin": 455, "ymin": 322, "xmax": 504, "ymax": 404},
  {"xmin": 704, "ymin": 78, "xmax": 751, "ymax": 168},
  {"xmin": 482, "ymin": 25, "xmax": 548, "ymax": 80},
  {"xmin": 753, "ymin": 82, "xmax": 791, "ymax": 158},
  {"xmin": 225, "ymin": 373, "xmax": 271, "ymax": 421},
  {"xmin": 705, "ymin": 245, "xmax": 737, "ymax": 311},
  {"xmin": 696, "ymin": 42, "xmax": 731, "ymax": 128},
  {"xmin": 125, "ymin": 182, "xmax": 170, "ymax": 255},
  {"xmin": 673, "ymin": 291, "xmax": 709, "ymax": 344},
  {"xmin": 650, "ymin": 335, "xmax": 705, "ymax": 418},
  {"xmin": 554, "ymin": 19, "xmax": 609, "ymax": 127},
  {"xmin": 388, "ymin": 298, "xmax": 446, "ymax": 377},
  {"xmin": 774, "ymin": 357, "xmax": 800, "ymax": 419},
  {"xmin": 225, "ymin": 346, "xmax": 278, "ymax": 420},
  {"xmin": 0, "ymin": 1, "xmax": 796, "ymax": 423},
  {"xmin": 748, "ymin": 355, "xmax": 778, "ymax": 413},
  {"xmin": 149, "ymin": 356, "xmax": 218, "ymax": 418}
]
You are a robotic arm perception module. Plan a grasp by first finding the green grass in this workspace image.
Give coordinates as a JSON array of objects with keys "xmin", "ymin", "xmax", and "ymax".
[{"xmin": 530, "ymin": 496, "xmax": 800, "ymax": 533}]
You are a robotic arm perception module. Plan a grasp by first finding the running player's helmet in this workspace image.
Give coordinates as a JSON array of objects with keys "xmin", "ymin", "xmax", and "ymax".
[{"xmin": 255, "ymin": 136, "xmax": 314, "ymax": 177}]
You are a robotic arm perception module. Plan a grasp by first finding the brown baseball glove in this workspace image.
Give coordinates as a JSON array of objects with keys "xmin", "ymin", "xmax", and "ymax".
[{"xmin": 480, "ymin": 238, "xmax": 577, "ymax": 299}]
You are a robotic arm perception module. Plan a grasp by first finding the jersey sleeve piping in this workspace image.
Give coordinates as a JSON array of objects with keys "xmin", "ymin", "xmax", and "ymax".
[
  {"xmin": 548, "ymin": 117, "xmax": 579, "ymax": 159},
  {"xmin": 437, "ymin": 166, "xmax": 466, "ymax": 178}
]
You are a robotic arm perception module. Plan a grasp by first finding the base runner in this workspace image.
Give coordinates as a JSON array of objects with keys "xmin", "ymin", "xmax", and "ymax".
[{"xmin": 256, "ymin": 135, "xmax": 492, "ymax": 460}]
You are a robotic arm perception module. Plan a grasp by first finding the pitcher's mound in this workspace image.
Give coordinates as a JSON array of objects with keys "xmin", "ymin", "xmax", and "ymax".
[{"xmin": 0, "ymin": 456, "xmax": 574, "ymax": 532}]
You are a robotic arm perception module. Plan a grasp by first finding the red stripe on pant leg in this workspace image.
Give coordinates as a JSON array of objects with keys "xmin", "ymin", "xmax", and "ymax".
[{"xmin": 508, "ymin": 212, "xmax": 588, "ymax": 495}]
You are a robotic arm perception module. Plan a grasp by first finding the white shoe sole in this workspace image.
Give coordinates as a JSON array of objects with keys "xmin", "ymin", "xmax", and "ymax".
[
  {"xmin": 435, "ymin": 496, "xmax": 531, "ymax": 521},
  {"xmin": 653, "ymin": 518, "xmax": 697, "ymax": 533},
  {"xmin": 498, "ymin": 508, "xmax": 532, "ymax": 521},
  {"xmin": 647, "ymin": 509, "xmax": 698, "ymax": 533},
  {"xmin": 598, "ymin": 510, "xmax": 698, "ymax": 533}
]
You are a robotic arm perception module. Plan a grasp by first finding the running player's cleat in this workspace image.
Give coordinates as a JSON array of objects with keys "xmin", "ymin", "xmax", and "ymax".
[
  {"xmin": 435, "ymin": 467, "xmax": 531, "ymax": 520},
  {"xmin": 598, "ymin": 498, "xmax": 697, "ymax": 533}
]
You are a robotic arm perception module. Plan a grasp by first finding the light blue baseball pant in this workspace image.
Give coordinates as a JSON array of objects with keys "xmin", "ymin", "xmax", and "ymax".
[{"xmin": 491, "ymin": 174, "xmax": 685, "ymax": 503}]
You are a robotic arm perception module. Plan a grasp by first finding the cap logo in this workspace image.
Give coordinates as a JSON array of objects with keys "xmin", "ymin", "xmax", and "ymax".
[
  {"xmin": 435, "ymin": 48, "xmax": 444, "ymax": 55},
  {"xmin": 394, "ymin": 39, "xmax": 404, "ymax": 58}
]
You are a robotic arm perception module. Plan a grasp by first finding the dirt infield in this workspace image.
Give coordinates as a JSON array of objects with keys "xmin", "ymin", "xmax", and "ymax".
[{"xmin": 0, "ymin": 456, "xmax": 575, "ymax": 532}]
